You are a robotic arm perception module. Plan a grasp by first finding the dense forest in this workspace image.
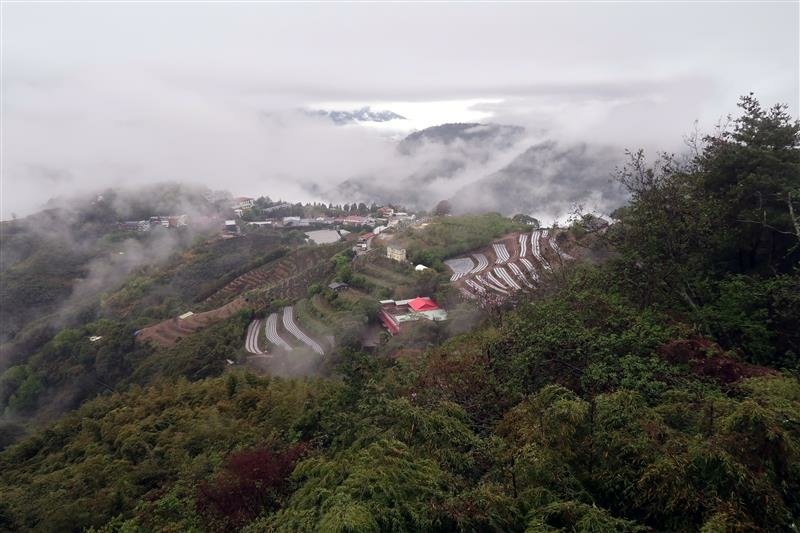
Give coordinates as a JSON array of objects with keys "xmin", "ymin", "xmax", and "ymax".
[{"xmin": 0, "ymin": 96, "xmax": 798, "ymax": 532}]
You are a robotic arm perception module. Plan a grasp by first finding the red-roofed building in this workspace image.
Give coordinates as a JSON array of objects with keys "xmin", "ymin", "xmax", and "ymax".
[
  {"xmin": 408, "ymin": 297, "xmax": 439, "ymax": 312},
  {"xmin": 379, "ymin": 296, "xmax": 447, "ymax": 335}
]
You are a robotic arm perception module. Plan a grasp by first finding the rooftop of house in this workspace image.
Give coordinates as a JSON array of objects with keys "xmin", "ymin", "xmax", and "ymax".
[{"xmin": 408, "ymin": 296, "xmax": 439, "ymax": 312}]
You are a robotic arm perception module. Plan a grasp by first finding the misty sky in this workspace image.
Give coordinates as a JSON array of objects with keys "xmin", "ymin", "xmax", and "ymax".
[{"xmin": 2, "ymin": 2, "xmax": 798, "ymax": 218}]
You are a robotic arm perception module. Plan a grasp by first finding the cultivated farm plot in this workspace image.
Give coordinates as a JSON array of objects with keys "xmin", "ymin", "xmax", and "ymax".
[
  {"xmin": 445, "ymin": 230, "xmax": 573, "ymax": 303},
  {"xmin": 494, "ymin": 266, "xmax": 521, "ymax": 290},
  {"xmin": 470, "ymin": 254, "xmax": 489, "ymax": 273},
  {"xmin": 518, "ymin": 257, "xmax": 540, "ymax": 281},
  {"xmin": 531, "ymin": 230, "xmax": 551, "ymax": 271},
  {"xmin": 477, "ymin": 274, "xmax": 509, "ymax": 294},
  {"xmin": 464, "ymin": 278, "xmax": 486, "ymax": 294},
  {"xmin": 493, "ymin": 243, "xmax": 510, "ymax": 264},
  {"xmin": 245, "ymin": 319, "xmax": 266, "ymax": 355},
  {"xmin": 283, "ymin": 306, "xmax": 325, "ymax": 355},
  {"xmin": 445, "ymin": 257, "xmax": 476, "ymax": 281},
  {"xmin": 265, "ymin": 312, "xmax": 292, "ymax": 351},
  {"xmin": 508, "ymin": 262, "xmax": 534, "ymax": 288},
  {"xmin": 485, "ymin": 271, "xmax": 511, "ymax": 292},
  {"xmin": 518, "ymin": 234, "xmax": 528, "ymax": 258},
  {"xmin": 137, "ymin": 296, "xmax": 247, "ymax": 348}
]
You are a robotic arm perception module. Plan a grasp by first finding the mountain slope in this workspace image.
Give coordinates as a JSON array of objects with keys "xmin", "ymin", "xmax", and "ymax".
[
  {"xmin": 397, "ymin": 122, "xmax": 524, "ymax": 155},
  {"xmin": 449, "ymin": 140, "xmax": 625, "ymax": 219},
  {"xmin": 329, "ymin": 123, "xmax": 527, "ymax": 208}
]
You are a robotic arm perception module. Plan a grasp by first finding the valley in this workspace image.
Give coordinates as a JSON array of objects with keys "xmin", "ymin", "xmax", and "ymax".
[{"xmin": 0, "ymin": 96, "xmax": 798, "ymax": 533}]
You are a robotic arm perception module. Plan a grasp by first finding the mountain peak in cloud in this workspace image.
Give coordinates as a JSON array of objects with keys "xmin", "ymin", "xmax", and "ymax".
[
  {"xmin": 398, "ymin": 122, "xmax": 525, "ymax": 155},
  {"xmin": 310, "ymin": 106, "xmax": 406, "ymax": 125}
]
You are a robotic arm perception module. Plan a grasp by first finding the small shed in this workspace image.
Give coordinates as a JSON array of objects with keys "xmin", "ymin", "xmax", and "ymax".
[{"xmin": 328, "ymin": 282, "xmax": 349, "ymax": 292}]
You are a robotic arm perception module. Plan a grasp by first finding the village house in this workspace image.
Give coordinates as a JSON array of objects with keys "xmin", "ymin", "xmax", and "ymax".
[
  {"xmin": 386, "ymin": 245, "xmax": 407, "ymax": 262},
  {"xmin": 263, "ymin": 202, "xmax": 292, "ymax": 213},
  {"xmin": 328, "ymin": 281, "xmax": 349, "ymax": 292},
  {"xmin": 232, "ymin": 197, "xmax": 255, "ymax": 210},
  {"xmin": 224, "ymin": 219, "xmax": 238, "ymax": 233},
  {"xmin": 379, "ymin": 297, "xmax": 448, "ymax": 335},
  {"xmin": 149, "ymin": 215, "xmax": 188, "ymax": 228},
  {"xmin": 337, "ymin": 215, "xmax": 375, "ymax": 227},
  {"xmin": 118, "ymin": 220, "xmax": 151, "ymax": 232},
  {"xmin": 282, "ymin": 216, "xmax": 311, "ymax": 227},
  {"xmin": 119, "ymin": 215, "xmax": 187, "ymax": 231}
]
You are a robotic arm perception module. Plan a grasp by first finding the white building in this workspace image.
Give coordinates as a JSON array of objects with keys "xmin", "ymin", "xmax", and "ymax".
[
  {"xmin": 386, "ymin": 245, "xmax": 407, "ymax": 262},
  {"xmin": 232, "ymin": 197, "xmax": 255, "ymax": 210}
]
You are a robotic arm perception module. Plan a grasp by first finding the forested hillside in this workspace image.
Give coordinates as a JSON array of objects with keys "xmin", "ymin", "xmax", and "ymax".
[{"xmin": 0, "ymin": 96, "xmax": 798, "ymax": 532}]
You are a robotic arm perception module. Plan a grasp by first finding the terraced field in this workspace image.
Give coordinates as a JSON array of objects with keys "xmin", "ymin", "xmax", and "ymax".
[
  {"xmin": 138, "ymin": 243, "xmax": 347, "ymax": 348},
  {"xmin": 265, "ymin": 312, "xmax": 292, "ymax": 351},
  {"xmin": 445, "ymin": 257, "xmax": 474, "ymax": 281},
  {"xmin": 203, "ymin": 244, "xmax": 346, "ymax": 308},
  {"xmin": 245, "ymin": 319, "xmax": 265, "ymax": 355},
  {"xmin": 531, "ymin": 229, "xmax": 551, "ymax": 271},
  {"xmin": 137, "ymin": 295, "xmax": 248, "ymax": 347},
  {"xmin": 444, "ymin": 229, "xmax": 573, "ymax": 302}
]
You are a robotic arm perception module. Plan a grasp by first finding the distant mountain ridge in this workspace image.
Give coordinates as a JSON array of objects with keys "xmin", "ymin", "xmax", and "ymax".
[
  {"xmin": 398, "ymin": 123, "xmax": 525, "ymax": 155},
  {"xmin": 448, "ymin": 140, "xmax": 625, "ymax": 218},
  {"xmin": 326, "ymin": 122, "xmax": 528, "ymax": 207},
  {"xmin": 326, "ymin": 121, "xmax": 625, "ymax": 219},
  {"xmin": 310, "ymin": 106, "xmax": 406, "ymax": 125}
]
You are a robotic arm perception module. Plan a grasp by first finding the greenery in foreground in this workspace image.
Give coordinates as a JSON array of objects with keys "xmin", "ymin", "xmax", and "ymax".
[{"xmin": 0, "ymin": 96, "xmax": 799, "ymax": 532}]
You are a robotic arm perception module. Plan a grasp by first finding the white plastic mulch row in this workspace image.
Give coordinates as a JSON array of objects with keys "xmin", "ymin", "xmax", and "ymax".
[
  {"xmin": 486, "ymin": 270, "xmax": 511, "ymax": 291},
  {"xmin": 245, "ymin": 319, "xmax": 265, "ymax": 354},
  {"xmin": 518, "ymin": 234, "xmax": 528, "ymax": 258},
  {"xmin": 493, "ymin": 243, "xmax": 510, "ymax": 264},
  {"xmin": 266, "ymin": 312, "xmax": 292, "ymax": 351},
  {"xmin": 494, "ymin": 266, "xmax": 521, "ymax": 290},
  {"xmin": 470, "ymin": 254, "xmax": 489, "ymax": 273},
  {"xmin": 508, "ymin": 262, "xmax": 535, "ymax": 288},
  {"xmin": 283, "ymin": 306, "xmax": 325, "ymax": 355},
  {"xmin": 464, "ymin": 278, "xmax": 486, "ymax": 294},
  {"xmin": 477, "ymin": 274, "xmax": 509, "ymax": 294},
  {"xmin": 445, "ymin": 257, "xmax": 476, "ymax": 281},
  {"xmin": 531, "ymin": 230, "xmax": 552, "ymax": 271},
  {"xmin": 519, "ymin": 257, "xmax": 540, "ymax": 281}
]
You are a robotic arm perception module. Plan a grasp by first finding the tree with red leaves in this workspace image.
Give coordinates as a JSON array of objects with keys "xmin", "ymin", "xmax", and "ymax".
[{"xmin": 196, "ymin": 443, "xmax": 306, "ymax": 531}]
